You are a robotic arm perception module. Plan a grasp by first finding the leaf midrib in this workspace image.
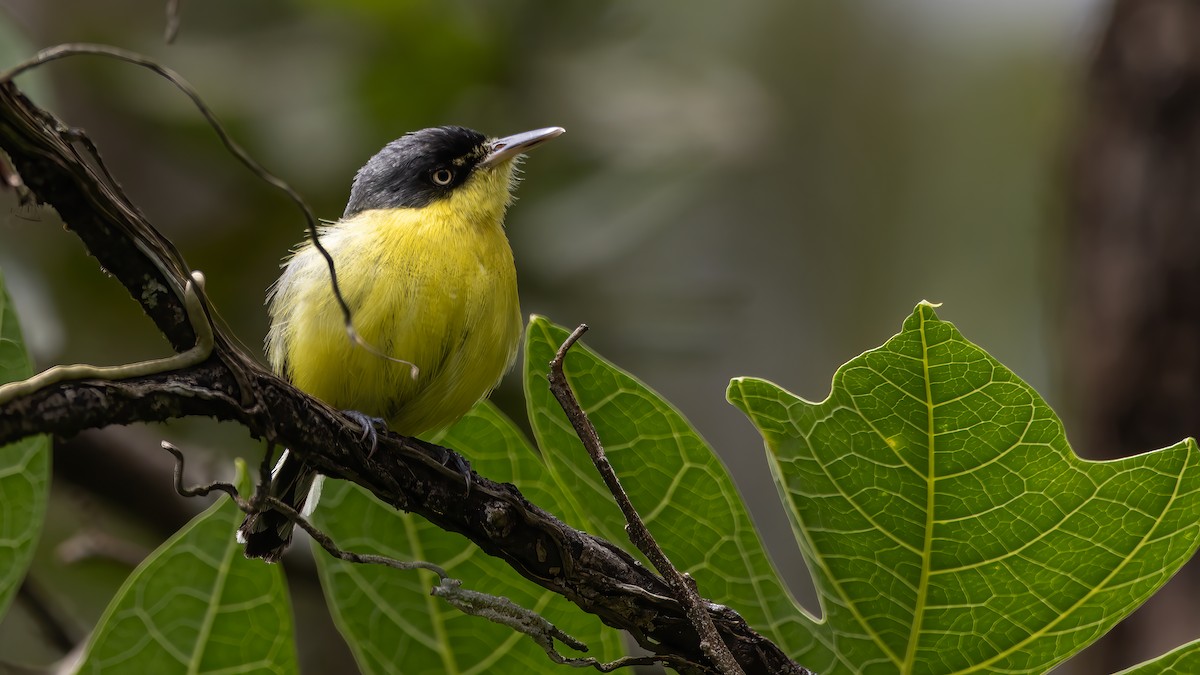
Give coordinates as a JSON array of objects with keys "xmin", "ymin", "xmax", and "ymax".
[
  {"xmin": 901, "ymin": 307, "xmax": 937, "ymax": 674},
  {"xmin": 405, "ymin": 514, "xmax": 462, "ymax": 675},
  {"xmin": 186, "ymin": 522, "xmax": 237, "ymax": 674}
]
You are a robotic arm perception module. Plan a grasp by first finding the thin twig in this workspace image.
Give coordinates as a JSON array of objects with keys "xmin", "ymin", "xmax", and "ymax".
[
  {"xmin": 432, "ymin": 577, "xmax": 699, "ymax": 673},
  {"xmin": 0, "ymin": 272, "xmax": 213, "ymax": 406},
  {"xmin": 160, "ymin": 441, "xmax": 449, "ymax": 577},
  {"xmin": 0, "ymin": 44, "xmax": 365, "ymax": 373},
  {"xmin": 0, "ymin": 149, "xmax": 33, "ymax": 209},
  {"xmin": 164, "ymin": 0, "xmax": 182, "ymax": 44},
  {"xmin": 0, "ymin": 149, "xmax": 22, "ymax": 189},
  {"xmin": 161, "ymin": 441, "xmax": 239, "ymax": 501},
  {"xmin": 548, "ymin": 325, "xmax": 746, "ymax": 675},
  {"xmin": 263, "ymin": 494, "xmax": 450, "ymax": 577}
]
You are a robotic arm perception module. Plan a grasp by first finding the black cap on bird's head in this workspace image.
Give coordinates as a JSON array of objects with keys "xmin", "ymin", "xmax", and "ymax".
[{"xmin": 343, "ymin": 125, "xmax": 564, "ymax": 218}]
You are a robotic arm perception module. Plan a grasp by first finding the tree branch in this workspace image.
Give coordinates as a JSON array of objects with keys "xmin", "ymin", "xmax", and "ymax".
[{"xmin": 0, "ymin": 79, "xmax": 805, "ymax": 675}]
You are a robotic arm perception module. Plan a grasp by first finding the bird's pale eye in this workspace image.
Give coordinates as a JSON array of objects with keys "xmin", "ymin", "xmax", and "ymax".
[{"xmin": 431, "ymin": 168, "xmax": 455, "ymax": 186}]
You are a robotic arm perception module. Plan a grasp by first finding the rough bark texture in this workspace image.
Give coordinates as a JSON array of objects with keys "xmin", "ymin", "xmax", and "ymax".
[
  {"xmin": 1065, "ymin": 0, "xmax": 1200, "ymax": 668},
  {"xmin": 0, "ymin": 81, "xmax": 809, "ymax": 675}
]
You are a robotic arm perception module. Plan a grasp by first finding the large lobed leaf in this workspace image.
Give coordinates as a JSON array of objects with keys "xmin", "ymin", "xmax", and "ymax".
[
  {"xmin": 311, "ymin": 402, "xmax": 622, "ymax": 675},
  {"xmin": 0, "ymin": 269, "xmax": 50, "ymax": 620},
  {"xmin": 77, "ymin": 462, "xmax": 297, "ymax": 674},
  {"xmin": 727, "ymin": 303, "xmax": 1200, "ymax": 674}
]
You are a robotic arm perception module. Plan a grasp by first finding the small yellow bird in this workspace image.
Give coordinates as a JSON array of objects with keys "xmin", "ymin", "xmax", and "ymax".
[{"xmin": 238, "ymin": 125, "xmax": 563, "ymax": 561}]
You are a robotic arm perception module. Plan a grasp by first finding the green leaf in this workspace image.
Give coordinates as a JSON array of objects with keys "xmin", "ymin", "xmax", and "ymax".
[
  {"xmin": 312, "ymin": 401, "xmax": 622, "ymax": 675},
  {"xmin": 1117, "ymin": 638, "xmax": 1200, "ymax": 674},
  {"xmin": 77, "ymin": 461, "xmax": 297, "ymax": 674},
  {"xmin": 521, "ymin": 317, "xmax": 813, "ymax": 656},
  {"xmin": 0, "ymin": 268, "xmax": 50, "ymax": 620},
  {"xmin": 727, "ymin": 302, "xmax": 1200, "ymax": 674}
]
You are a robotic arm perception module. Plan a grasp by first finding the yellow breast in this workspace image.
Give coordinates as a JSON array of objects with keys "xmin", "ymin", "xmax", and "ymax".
[{"xmin": 266, "ymin": 203, "xmax": 521, "ymax": 437}]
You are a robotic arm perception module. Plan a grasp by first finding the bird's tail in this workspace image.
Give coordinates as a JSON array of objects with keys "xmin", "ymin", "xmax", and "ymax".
[{"xmin": 237, "ymin": 449, "xmax": 320, "ymax": 562}]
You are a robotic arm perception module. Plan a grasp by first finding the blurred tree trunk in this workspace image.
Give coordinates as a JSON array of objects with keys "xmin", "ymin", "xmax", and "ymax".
[{"xmin": 1065, "ymin": 0, "xmax": 1200, "ymax": 669}]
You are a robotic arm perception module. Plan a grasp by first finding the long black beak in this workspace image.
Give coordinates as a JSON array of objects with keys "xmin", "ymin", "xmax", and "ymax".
[{"xmin": 480, "ymin": 127, "xmax": 565, "ymax": 168}]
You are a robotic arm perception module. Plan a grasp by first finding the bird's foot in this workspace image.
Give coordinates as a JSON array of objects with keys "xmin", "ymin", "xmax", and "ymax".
[
  {"xmin": 445, "ymin": 451, "xmax": 471, "ymax": 486},
  {"xmin": 342, "ymin": 410, "xmax": 388, "ymax": 457},
  {"xmin": 428, "ymin": 445, "xmax": 472, "ymax": 494}
]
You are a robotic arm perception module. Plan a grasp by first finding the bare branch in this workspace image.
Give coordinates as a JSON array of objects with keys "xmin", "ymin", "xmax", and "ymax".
[
  {"xmin": 161, "ymin": 441, "xmax": 240, "ymax": 501},
  {"xmin": 549, "ymin": 328, "xmax": 794, "ymax": 675}
]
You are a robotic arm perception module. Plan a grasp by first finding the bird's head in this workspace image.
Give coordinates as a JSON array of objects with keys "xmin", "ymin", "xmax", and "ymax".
[{"xmin": 343, "ymin": 125, "xmax": 564, "ymax": 225}]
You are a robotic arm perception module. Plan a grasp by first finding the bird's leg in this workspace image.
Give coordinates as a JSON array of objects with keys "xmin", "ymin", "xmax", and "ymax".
[
  {"xmin": 337, "ymin": 411, "xmax": 472, "ymax": 492},
  {"xmin": 340, "ymin": 409, "xmax": 388, "ymax": 457}
]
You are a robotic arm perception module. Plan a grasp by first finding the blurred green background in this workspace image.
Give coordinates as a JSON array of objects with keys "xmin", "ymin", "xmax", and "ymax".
[{"xmin": 0, "ymin": 0, "xmax": 1131, "ymax": 672}]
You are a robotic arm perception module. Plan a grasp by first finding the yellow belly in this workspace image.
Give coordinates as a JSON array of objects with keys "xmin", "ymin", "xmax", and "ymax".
[{"xmin": 266, "ymin": 207, "xmax": 521, "ymax": 436}]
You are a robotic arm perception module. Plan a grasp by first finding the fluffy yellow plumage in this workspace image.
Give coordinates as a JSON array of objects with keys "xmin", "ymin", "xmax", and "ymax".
[
  {"xmin": 239, "ymin": 125, "xmax": 563, "ymax": 561},
  {"xmin": 267, "ymin": 180, "xmax": 521, "ymax": 435}
]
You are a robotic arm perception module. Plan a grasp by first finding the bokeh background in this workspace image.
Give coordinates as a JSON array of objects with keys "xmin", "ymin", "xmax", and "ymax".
[{"xmin": 2, "ymin": 0, "xmax": 1196, "ymax": 673}]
